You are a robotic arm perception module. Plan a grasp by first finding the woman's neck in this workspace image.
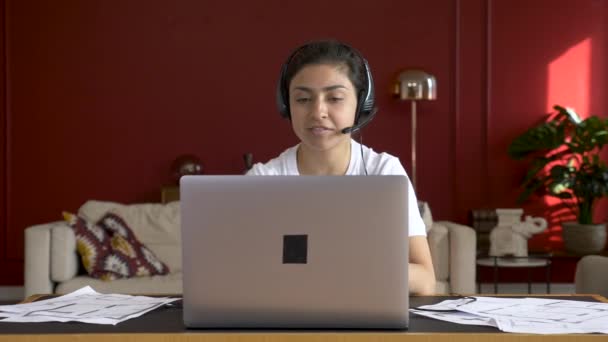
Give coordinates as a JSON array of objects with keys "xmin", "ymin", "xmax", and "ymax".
[{"xmin": 297, "ymin": 140, "xmax": 351, "ymax": 175}]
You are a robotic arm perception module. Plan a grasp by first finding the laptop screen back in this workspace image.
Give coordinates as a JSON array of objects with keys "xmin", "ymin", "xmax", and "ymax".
[{"xmin": 181, "ymin": 175, "xmax": 409, "ymax": 329}]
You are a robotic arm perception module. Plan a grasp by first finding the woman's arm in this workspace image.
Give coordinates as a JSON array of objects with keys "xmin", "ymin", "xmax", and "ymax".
[{"xmin": 408, "ymin": 235, "xmax": 436, "ymax": 295}]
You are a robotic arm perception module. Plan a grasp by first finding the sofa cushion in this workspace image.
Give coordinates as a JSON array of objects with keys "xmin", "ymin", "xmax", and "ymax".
[
  {"xmin": 64, "ymin": 212, "xmax": 170, "ymax": 280},
  {"xmin": 435, "ymin": 280, "xmax": 449, "ymax": 294},
  {"xmin": 55, "ymin": 272, "xmax": 183, "ymax": 295},
  {"xmin": 78, "ymin": 200, "xmax": 181, "ymax": 272}
]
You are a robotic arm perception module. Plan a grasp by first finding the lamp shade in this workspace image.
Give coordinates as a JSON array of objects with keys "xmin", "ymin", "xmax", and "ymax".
[{"xmin": 395, "ymin": 69, "xmax": 437, "ymax": 100}]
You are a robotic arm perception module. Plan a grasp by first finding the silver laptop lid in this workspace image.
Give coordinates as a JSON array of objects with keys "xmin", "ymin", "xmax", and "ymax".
[{"xmin": 181, "ymin": 175, "xmax": 409, "ymax": 329}]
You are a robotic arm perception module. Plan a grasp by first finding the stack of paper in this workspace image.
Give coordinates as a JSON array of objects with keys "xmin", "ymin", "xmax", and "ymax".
[
  {"xmin": 0, "ymin": 286, "xmax": 180, "ymax": 325},
  {"xmin": 412, "ymin": 296, "xmax": 608, "ymax": 334}
]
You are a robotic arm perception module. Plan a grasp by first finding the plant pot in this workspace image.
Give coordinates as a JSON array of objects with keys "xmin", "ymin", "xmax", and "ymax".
[{"xmin": 562, "ymin": 222, "xmax": 607, "ymax": 255}]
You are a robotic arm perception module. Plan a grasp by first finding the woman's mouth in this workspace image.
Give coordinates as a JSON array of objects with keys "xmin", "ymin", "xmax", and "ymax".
[{"xmin": 309, "ymin": 126, "xmax": 333, "ymax": 135}]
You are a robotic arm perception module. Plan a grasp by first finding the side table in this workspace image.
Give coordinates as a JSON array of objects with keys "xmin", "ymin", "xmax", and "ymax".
[
  {"xmin": 476, "ymin": 254, "xmax": 552, "ymax": 294},
  {"xmin": 161, "ymin": 185, "xmax": 180, "ymax": 203}
]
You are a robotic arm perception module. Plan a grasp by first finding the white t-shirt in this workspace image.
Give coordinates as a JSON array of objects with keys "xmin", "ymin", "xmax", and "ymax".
[{"xmin": 247, "ymin": 139, "xmax": 426, "ymax": 236}]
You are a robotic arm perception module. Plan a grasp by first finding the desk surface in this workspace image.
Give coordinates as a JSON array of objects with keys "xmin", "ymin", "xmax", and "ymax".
[{"xmin": 1, "ymin": 294, "xmax": 606, "ymax": 341}]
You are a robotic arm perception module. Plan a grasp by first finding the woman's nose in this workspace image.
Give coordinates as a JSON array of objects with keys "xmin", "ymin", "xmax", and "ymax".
[{"xmin": 310, "ymin": 98, "xmax": 328, "ymax": 119}]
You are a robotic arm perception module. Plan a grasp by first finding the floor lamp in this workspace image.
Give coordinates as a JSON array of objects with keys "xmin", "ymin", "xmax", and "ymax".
[{"xmin": 394, "ymin": 69, "xmax": 437, "ymax": 189}]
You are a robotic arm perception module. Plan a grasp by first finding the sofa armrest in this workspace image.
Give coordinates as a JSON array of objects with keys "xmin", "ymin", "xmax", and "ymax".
[
  {"xmin": 24, "ymin": 221, "xmax": 79, "ymax": 298},
  {"xmin": 575, "ymin": 255, "xmax": 608, "ymax": 297},
  {"xmin": 24, "ymin": 223, "xmax": 55, "ymax": 297},
  {"xmin": 435, "ymin": 221, "xmax": 477, "ymax": 295}
]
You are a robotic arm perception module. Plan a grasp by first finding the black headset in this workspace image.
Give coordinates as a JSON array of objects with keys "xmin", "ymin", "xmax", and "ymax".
[{"xmin": 276, "ymin": 42, "xmax": 377, "ymax": 134}]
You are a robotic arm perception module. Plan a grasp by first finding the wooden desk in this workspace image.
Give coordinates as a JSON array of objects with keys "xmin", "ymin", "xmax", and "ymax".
[{"xmin": 1, "ymin": 294, "xmax": 607, "ymax": 341}]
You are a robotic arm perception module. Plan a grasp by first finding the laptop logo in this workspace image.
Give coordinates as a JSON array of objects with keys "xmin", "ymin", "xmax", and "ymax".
[{"xmin": 283, "ymin": 235, "xmax": 308, "ymax": 264}]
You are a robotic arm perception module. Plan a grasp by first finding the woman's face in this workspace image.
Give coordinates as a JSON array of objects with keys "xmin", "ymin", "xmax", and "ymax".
[{"xmin": 288, "ymin": 63, "xmax": 358, "ymax": 152}]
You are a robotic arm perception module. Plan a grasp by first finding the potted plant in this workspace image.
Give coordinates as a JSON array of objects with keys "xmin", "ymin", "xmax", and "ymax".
[{"xmin": 508, "ymin": 105, "xmax": 608, "ymax": 254}]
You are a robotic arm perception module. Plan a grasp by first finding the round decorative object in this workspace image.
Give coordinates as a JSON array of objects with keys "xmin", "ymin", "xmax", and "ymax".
[
  {"xmin": 562, "ymin": 222, "xmax": 607, "ymax": 255},
  {"xmin": 171, "ymin": 154, "xmax": 203, "ymax": 183}
]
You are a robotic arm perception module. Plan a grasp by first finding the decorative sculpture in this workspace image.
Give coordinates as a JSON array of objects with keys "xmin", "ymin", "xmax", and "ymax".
[
  {"xmin": 171, "ymin": 154, "xmax": 203, "ymax": 184},
  {"xmin": 489, "ymin": 209, "xmax": 548, "ymax": 257}
]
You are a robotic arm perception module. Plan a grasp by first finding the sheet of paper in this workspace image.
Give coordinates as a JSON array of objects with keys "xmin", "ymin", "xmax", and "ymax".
[
  {"xmin": 410, "ymin": 309, "xmax": 497, "ymax": 327},
  {"xmin": 411, "ymin": 296, "xmax": 608, "ymax": 334},
  {"xmin": 0, "ymin": 286, "xmax": 180, "ymax": 325}
]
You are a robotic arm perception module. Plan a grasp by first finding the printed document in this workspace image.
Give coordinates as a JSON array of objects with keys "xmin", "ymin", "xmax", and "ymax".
[
  {"xmin": 0, "ymin": 286, "xmax": 179, "ymax": 325},
  {"xmin": 412, "ymin": 296, "xmax": 608, "ymax": 334}
]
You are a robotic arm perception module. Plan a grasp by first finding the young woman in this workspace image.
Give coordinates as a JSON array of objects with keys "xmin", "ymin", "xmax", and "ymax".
[{"xmin": 247, "ymin": 40, "xmax": 436, "ymax": 295}]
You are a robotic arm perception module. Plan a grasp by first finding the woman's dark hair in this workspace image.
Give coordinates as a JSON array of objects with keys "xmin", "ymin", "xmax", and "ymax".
[
  {"xmin": 284, "ymin": 40, "xmax": 366, "ymax": 94},
  {"xmin": 277, "ymin": 39, "xmax": 375, "ymax": 122}
]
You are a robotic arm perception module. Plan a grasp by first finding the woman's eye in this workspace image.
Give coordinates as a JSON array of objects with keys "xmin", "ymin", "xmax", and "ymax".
[
  {"xmin": 329, "ymin": 97, "xmax": 344, "ymax": 102},
  {"xmin": 295, "ymin": 98, "xmax": 310, "ymax": 103}
]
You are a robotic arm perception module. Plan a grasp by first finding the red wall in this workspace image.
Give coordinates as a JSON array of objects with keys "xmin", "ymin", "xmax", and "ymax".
[
  {"xmin": 1, "ymin": 0, "xmax": 607, "ymax": 285},
  {"xmin": 489, "ymin": 0, "xmax": 608, "ymax": 250}
]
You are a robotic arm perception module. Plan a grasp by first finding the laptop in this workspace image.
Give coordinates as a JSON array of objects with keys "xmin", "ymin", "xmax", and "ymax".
[{"xmin": 180, "ymin": 175, "xmax": 409, "ymax": 329}]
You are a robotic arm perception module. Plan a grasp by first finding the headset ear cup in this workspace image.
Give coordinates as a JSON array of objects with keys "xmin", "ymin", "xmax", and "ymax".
[
  {"xmin": 354, "ymin": 91, "xmax": 366, "ymax": 125},
  {"xmin": 356, "ymin": 59, "xmax": 376, "ymax": 125},
  {"xmin": 276, "ymin": 64, "xmax": 290, "ymax": 119},
  {"xmin": 276, "ymin": 82, "xmax": 289, "ymax": 119}
]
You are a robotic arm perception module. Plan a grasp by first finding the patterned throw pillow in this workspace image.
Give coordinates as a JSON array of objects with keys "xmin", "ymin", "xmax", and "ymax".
[{"xmin": 63, "ymin": 211, "xmax": 170, "ymax": 281}]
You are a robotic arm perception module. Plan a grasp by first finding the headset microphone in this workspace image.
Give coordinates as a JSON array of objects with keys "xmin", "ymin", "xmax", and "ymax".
[{"xmin": 340, "ymin": 108, "xmax": 378, "ymax": 134}]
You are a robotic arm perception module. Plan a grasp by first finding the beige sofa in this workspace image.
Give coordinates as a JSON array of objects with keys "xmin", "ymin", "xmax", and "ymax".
[
  {"xmin": 25, "ymin": 200, "xmax": 182, "ymax": 297},
  {"xmin": 24, "ymin": 200, "xmax": 476, "ymax": 298}
]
